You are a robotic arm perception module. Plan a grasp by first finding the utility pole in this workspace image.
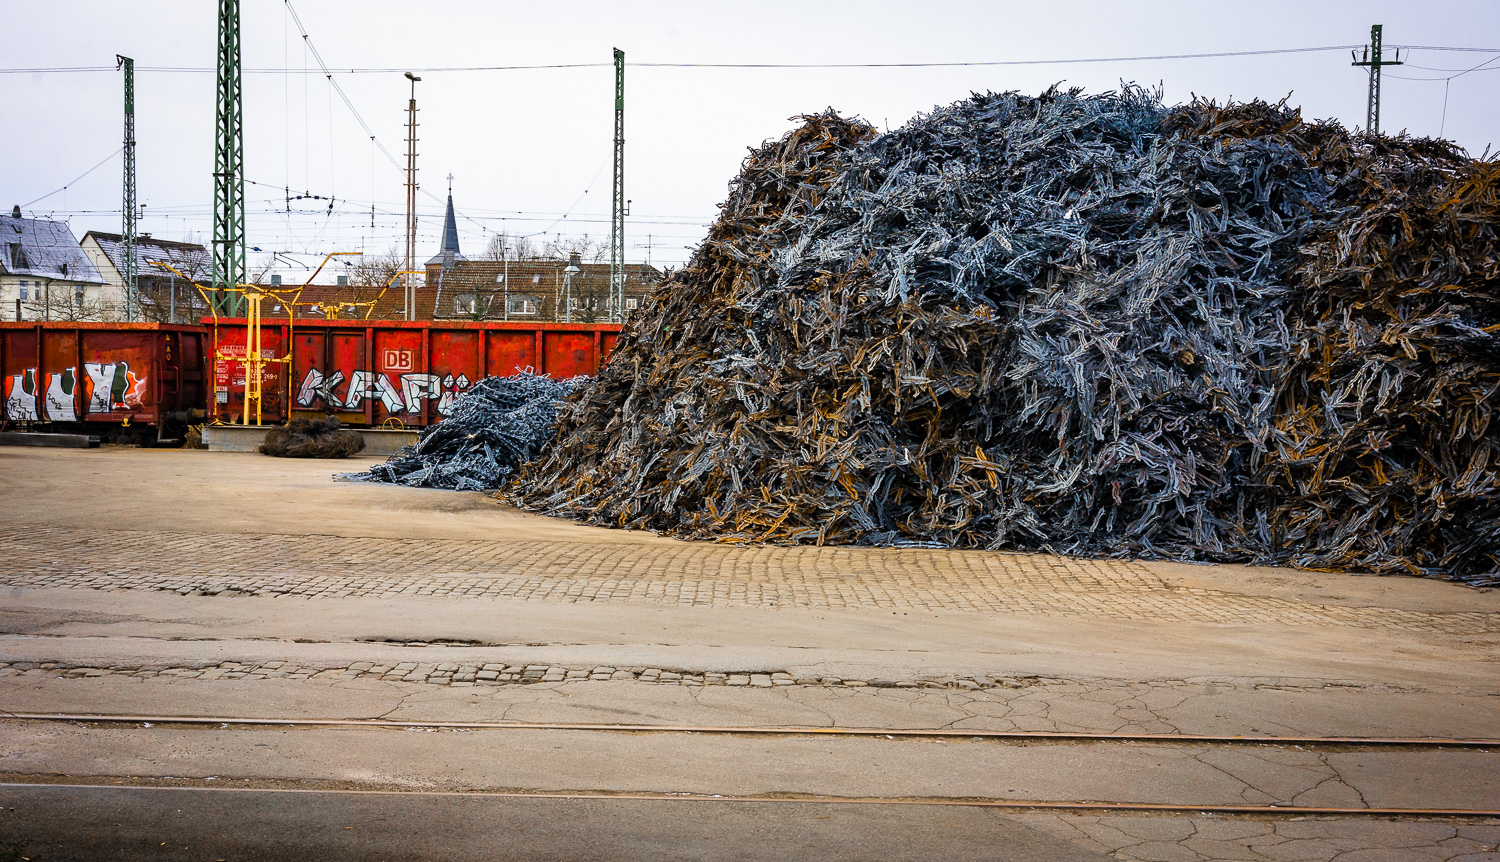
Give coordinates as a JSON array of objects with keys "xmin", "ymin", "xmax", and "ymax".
[
  {"xmin": 403, "ymin": 72, "xmax": 421, "ymax": 321},
  {"xmin": 609, "ymin": 48, "xmax": 626, "ymax": 323},
  {"xmin": 117, "ymin": 55, "xmax": 138, "ymax": 322},
  {"xmin": 1351, "ymin": 24, "xmax": 1402, "ymax": 135},
  {"xmin": 212, "ymin": 0, "xmax": 246, "ymax": 316}
]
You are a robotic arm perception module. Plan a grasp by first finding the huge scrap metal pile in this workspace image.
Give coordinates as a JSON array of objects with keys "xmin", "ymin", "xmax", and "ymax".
[{"xmin": 501, "ymin": 87, "xmax": 1497, "ymax": 583}]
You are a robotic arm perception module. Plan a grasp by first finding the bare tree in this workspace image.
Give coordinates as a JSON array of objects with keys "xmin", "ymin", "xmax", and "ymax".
[
  {"xmin": 348, "ymin": 247, "xmax": 404, "ymax": 289},
  {"xmin": 482, "ymin": 231, "xmax": 540, "ymax": 261},
  {"xmin": 542, "ymin": 233, "xmax": 608, "ymax": 264},
  {"xmin": 135, "ymin": 256, "xmax": 211, "ymax": 324},
  {"xmin": 22, "ymin": 279, "xmax": 114, "ymax": 322}
]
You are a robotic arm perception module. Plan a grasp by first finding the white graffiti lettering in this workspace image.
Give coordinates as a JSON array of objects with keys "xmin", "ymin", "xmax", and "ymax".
[
  {"xmin": 3, "ymin": 370, "xmax": 39, "ymax": 421},
  {"xmin": 44, "ymin": 368, "xmax": 78, "ymax": 422},
  {"xmin": 290, "ymin": 368, "xmax": 473, "ymax": 416},
  {"xmin": 400, "ymin": 373, "xmax": 441, "ymax": 412},
  {"xmin": 82, "ymin": 362, "xmax": 146, "ymax": 414},
  {"xmin": 294, "ymin": 368, "xmax": 346, "ymax": 410},
  {"xmin": 84, "ymin": 363, "xmax": 118, "ymax": 413},
  {"xmin": 342, "ymin": 370, "xmax": 406, "ymax": 414},
  {"xmin": 437, "ymin": 374, "xmax": 472, "ymax": 415}
]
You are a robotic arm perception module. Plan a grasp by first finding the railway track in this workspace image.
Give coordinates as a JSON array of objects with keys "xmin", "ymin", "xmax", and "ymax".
[
  {"xmin": 6, "ymin": 713, "xmax": 1499, "ymax": 749},
  {"xmin": 6, "ymin": 713, "xmax": 1497, "ymax": 818}
]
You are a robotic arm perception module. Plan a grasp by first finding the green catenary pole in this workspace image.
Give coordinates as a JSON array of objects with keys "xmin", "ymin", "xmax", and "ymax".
[
  {"xmin": 212, "ymin": 0, "xmax": 246, "ymax": 316},
  {"xmin": 117, "ymin": 54, "xmax": 137, "ymax": 322},
  {"xmin": 1351, "ymin": 24, "xmax": 1402, "ymax": 135},
  {"xmin": 610, "ymin": 47, "xmax": 625, "ymax": 322}
]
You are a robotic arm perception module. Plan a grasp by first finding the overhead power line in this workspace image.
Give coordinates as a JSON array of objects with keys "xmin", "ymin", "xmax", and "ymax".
[
  {"xmin": 9, "ymin": 43, "xmax": 1500, "ymax": 76},
  {"xmin": 20, "ymin": 148, "xmax": 123, "ymax": 208},
  {"xmin": 281, "ymin": 1, "xmax": 402, "ymax": 174}
]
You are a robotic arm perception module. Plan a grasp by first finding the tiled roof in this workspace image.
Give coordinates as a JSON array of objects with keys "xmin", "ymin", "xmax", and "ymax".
[
  {"xmin": 435, "ymin": 259, "xmax": 662, "ymax": 294},
  {"xmin": 84, "ymin": 231, "xmax": 209, "ymax": 280},
  {"xmin": 254, "ymin": 283, "xmax": 438, "ymax": 321},
  {"xmin": 1, "ymin": 215, "xmax": 107, "ymax": 283}
]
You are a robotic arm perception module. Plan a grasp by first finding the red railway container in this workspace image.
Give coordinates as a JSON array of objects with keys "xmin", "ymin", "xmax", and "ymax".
[
  {"xmin": 0, "ymin": 322, "xmax": 207, "ymax": 441},
  {"xmin": 205, "ymin": 318, "xmax": 622, "ymax": 427}
]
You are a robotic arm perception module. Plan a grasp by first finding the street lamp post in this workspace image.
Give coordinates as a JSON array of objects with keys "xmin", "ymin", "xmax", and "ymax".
[
  {"xmin": 562, "ymin": 252, "xmax": 581, "ymax": 324},
  {"xmin": 403, "ymin": 71, "xmax": 421, "ymax": 321}
]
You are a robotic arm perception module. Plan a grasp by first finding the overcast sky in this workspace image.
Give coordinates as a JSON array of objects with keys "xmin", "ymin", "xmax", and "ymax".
[{"xmin": 4, "ymin": 0, "xmax": 1498, "ymax": 280}]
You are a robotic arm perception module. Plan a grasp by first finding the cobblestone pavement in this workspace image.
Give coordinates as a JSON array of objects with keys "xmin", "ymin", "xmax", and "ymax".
[
  {"xmin": 1013, "ymin": 813, "xmax": 1500, "ymax": 861},
  {"xmin": 0, "ymin": 658, "xmax": 1423, "ymax": 695},
  {"xmin": 6, "ymin": 659, "xmax": 1468, "ymax": 738},
  {"xmin": 2, "ymin": 527, "xmax": 1496, "ymax": 633}
]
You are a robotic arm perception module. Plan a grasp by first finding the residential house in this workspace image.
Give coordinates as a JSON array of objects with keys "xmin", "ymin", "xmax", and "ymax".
[
  {"xmin": 81, "ymin": 231, "xmax": 211, "ymax": 323},
  {"xmin": 422, "ymin": 192, "xmax": 662, "ymax": 322},
  {"xmin": 431, "ymin": 257, "xmax": 661, "ymax": 322},
  {"xmin": 1, "ymin": 207, "xmax": 109, "ymax": 321}
]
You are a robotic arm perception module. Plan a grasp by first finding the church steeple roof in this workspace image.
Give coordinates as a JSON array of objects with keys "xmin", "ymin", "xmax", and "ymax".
[
  {"xmin": 440, "ymin": 191, "xmax": 461, "ymax": 256},
  {"xmin": 425, "ymin": 176, "xmax": 467, "ymax": 269}
]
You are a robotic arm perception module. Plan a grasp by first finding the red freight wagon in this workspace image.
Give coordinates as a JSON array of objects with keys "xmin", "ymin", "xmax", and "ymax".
[
  {"xmin": 0, "ymin": 322, "xmax": 207, "ymax": 442},
  {"xmin": 206, "ymin": 319, "xmax": 622, "ymax": 427}
]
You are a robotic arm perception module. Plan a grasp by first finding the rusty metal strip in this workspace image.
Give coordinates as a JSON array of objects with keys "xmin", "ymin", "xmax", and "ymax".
[{"xmin": 5, "ymin": 714, "xmax": 1496, "ymax": 748}]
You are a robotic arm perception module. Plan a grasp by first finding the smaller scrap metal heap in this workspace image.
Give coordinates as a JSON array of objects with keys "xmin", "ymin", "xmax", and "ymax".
[
  {"xmin": 348, "ymin": 373, "xmax": 575, "ymax": 492},
  {"xmin": 259, "ymin": 417, "xmax": 365, "ymax": 458},
  {"xmin": 509, "ymin": 87, "xmax": 1498, "ymax": 583}
]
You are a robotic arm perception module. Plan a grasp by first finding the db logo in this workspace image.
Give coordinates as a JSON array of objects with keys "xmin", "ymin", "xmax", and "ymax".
[{"xmin": 383, "ymin": 349, "xmax": 414, "ymax": 371}]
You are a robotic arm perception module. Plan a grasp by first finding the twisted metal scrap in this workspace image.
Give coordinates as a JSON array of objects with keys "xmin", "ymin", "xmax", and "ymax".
[
  {"xmin": 259, "ymin": 417, "xmax": 365, "ymax": 459},
  {"xmin": 510, "ymin": 88, "xmax": 1497, "ymax": 584},
  {"xmin": 348, "ymin": 373, "xmax": 575, "ymax": 492}
]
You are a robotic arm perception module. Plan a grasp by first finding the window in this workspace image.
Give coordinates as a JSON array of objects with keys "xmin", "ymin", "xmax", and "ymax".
[
  {"xmin": 531, "ymin": 273, "xmax": 541, "ymax": 285},
  {"xmin": 454, "ymin": 293, "xmax": 477, "ymax": 315},
  {"xmin": 506, "ymin": 296, "xmax": 535, "ymax": 315},
  {"xmin": 75, "ymin": 286, "xmax": 85, "ymax": 307},
  {"xmin": 18, "ymin": 281, "xmax": 27, "ymax": 301},
  {"xmin": 626, "ymin": 298, "xmax": 639, "ymax": 310}
]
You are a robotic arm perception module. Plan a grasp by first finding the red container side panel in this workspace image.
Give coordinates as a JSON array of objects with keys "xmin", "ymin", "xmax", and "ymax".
[
  {"xmin": 209, "ymin": 319, "xmax": 622, "ymax": 428},
  {"xmin": 543, "ymin": 331, "xmax": 598, "ymax": 379},
  {"xmin": 1, "ymin": 327, "xmax": 41, "ymax": 422},
  {"xmin": 0, "ymin": 323, "xmax": 208, "ymax": 426},
  {"xmin": 209, "ymin": 324, "xmax": 286, "ymax": 424},
  {"xmin": 486, "ymin": 331, "xmax": 538, "ymax": 377}
]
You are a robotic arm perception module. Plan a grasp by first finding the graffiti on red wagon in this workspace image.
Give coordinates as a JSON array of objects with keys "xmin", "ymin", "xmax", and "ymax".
[
  {"xmin": 3, "ymin": 363, "xmax": 146, "ymax": 421},
  {"xmin": 294, "ymin": 368, "xmax": 472, "ymax": 416}
]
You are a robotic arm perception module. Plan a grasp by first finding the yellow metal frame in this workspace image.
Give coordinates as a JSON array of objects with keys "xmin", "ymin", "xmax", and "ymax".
[{"xmin": 150, "ymin": 253, "xmax": 420, "ymax": 426}]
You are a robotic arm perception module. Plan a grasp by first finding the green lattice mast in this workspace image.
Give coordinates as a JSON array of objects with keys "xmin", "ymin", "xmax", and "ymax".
[
  {"xmin": 1351, "ymin": 24, "xmax": 1402, "ymax": 135},
  {"xmin": 116, "ymin": 54, "xmax": 137, "ymax": 321},
  {"xmin": 212, "ymin": 0, "xmax": 246, "ymax": 316},
  {"xmin": 610, "ymin": 47, "xmax": 625, "ymax": 322}
]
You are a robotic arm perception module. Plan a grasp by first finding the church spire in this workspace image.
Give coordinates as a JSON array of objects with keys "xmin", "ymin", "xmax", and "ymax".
[{"xmin": 441, "ymin": 173, "xmax": 461, "ymax": 256}]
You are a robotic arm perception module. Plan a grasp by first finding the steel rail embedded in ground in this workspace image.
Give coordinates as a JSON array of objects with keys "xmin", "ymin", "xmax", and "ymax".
[{"xmin": 7, "ymin": 714, "xmax": 1498, "ymax": 748}]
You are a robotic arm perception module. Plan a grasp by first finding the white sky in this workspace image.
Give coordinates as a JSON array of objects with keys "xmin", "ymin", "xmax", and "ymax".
[{"xmin": 4, "ymin": 0, "xmax": 1498, "ymax": 281}]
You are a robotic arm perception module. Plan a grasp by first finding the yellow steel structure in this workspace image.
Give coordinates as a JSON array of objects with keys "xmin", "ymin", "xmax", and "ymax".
[{"xmin": 149, "ymin": 253, "xmax": 425, "ymax": 426}]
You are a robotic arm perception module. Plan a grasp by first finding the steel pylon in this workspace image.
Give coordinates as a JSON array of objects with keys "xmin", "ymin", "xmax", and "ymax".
[{"xmin": 212, "ymin": 0, "xmax": 246, "ymax": 316}]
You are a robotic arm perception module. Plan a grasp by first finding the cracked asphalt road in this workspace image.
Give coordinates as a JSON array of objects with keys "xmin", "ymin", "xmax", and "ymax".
[{"xmin": 1, "ymin": 448, "xmax": 1498, "ymax": 861}]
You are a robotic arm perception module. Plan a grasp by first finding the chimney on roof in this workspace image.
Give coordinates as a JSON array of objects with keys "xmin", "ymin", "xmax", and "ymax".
[{"xmin": 10, "ymin": 206, "xmax": 19, "ymax": 218}]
